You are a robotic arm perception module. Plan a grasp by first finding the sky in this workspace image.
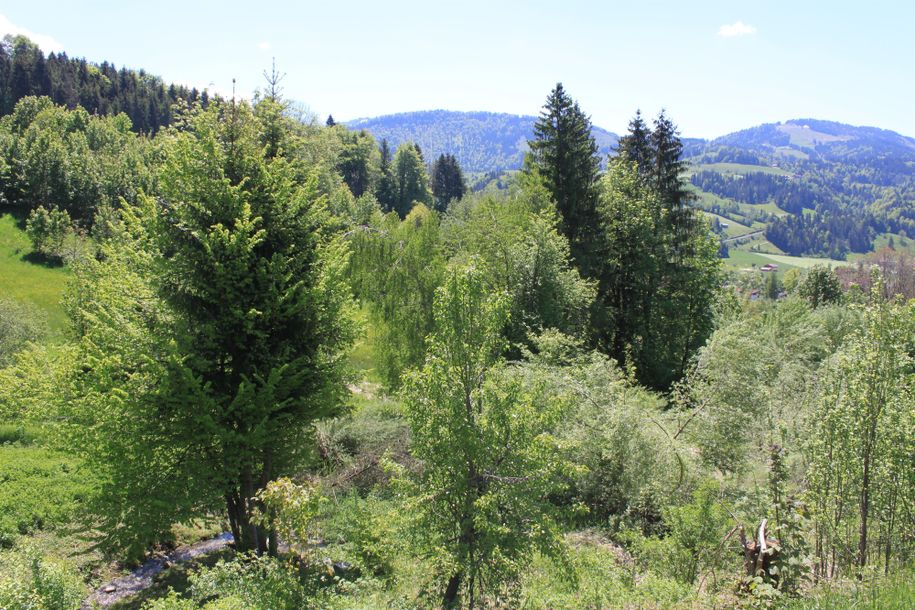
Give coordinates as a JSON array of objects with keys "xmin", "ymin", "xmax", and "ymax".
[{"xmin": 1, "ymin": 0, "xmax": 913, "ymax": 138}]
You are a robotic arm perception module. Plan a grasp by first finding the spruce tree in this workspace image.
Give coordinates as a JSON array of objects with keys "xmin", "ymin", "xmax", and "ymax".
[
  {"xmin": 430, "ymin": 153, "xmax": 467, "ymax": 211},
  {"xmin": 528, "ymin": 83, "xmax": 601, "ymax": 273},
  {"xmin": 616, "ymin": 109, "xmax": 652, "ymax": 177},
  {"xmin": 651, "ymin": 110, "xmax": 696, "ymax": 257},
  {"xmin": 376, "ymin": 138, "xmax": 398, "ymax": 212}
]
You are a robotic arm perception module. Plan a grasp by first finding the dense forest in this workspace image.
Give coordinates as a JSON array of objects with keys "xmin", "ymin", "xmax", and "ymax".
[
  {"xmin": 0, "ymin": 34, "xmax": 211, "ymax": 133},
  {"xmin": 0, "ymin": 37, "xmax": 913, "ymax": 610}
]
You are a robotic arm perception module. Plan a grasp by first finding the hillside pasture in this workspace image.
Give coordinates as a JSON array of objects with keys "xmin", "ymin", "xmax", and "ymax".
[
  {"xmin": 690, "ymin": 162, "xmax": 793, "ymax": 177},
  {"xmin": 0, "ymin": 213, "xmax": 70, "ymax": 338}
]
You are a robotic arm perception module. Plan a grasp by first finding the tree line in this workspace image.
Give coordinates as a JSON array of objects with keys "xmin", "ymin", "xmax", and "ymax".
[{"xmin": 0, "ymin": 35, "xmax": 211, "ymax": 133}]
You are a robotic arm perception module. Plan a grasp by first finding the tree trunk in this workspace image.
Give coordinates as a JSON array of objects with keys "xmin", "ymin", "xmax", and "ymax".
[
  {"xmin": 858, "ymin": 450, "xmax": 871, "ymax": 569},
  {"xmin": 443, "ymin": 571, "xmax": 461, "ymax": 608}
]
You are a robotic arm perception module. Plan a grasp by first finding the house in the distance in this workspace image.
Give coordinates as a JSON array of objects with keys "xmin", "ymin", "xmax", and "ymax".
[{"xmin": 760, "ymin": 263, "xmax": 779, "ymax": 273}]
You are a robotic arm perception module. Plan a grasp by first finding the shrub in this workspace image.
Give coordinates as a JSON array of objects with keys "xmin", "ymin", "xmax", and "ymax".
[
  {"xmin": 25, "ymin": 206, "xmax": 73, "ymax": 260},
  {"xmin": 0, "ymin": 298, "xmax": 46, "ymax": 367},
  {"xmin": 0, "ymin": 546, "xmax": 84, "ymax": 610}
]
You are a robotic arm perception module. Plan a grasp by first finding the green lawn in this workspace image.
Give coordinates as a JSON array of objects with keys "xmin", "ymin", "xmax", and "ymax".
[
  {"xmin": 754, "ymin": 252, "xmax": 850, "ymax": 269},
  {"xmin": 690, "ymin": 162, "xmax": 793, "ymax": 177},
  {"xmin": 0, "ymin": 213, "xmax": 71, "ymax": 338},
  {"xmin": 701, "ymin": 211, "xmax": 757, "ymax": 238}
]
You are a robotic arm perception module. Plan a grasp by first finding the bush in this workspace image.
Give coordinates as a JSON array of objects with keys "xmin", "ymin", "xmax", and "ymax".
[
  {"xmin": 621, "ymin": 481, "xmax": 733, "ymax": 585},
  {"xmin": 25, "ymin": 206, "xmax": 73, "ymax": 260},
  {"xmin": 0, "ymin": 446, "xmax": 92, "ymax": 546},
  {"xmin": 0, "ymin": 546, "xmax": 84, "ymax": 610},
  {"xmin": 0, "ymin": 298, "xmax": 46, "ymax": 367}
]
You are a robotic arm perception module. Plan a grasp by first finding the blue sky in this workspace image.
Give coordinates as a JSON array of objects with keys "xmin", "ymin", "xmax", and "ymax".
[{"xmin": 1, "ymin": 0, "xmax": 913, "ymax": 138}]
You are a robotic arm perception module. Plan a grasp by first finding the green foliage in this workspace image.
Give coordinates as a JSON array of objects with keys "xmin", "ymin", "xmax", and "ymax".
[
  {"xmin": 317, "ymin": 491, "xmax": 402, "ymax": 577},
  {"xmin": 523, "ymin": 340, "xmax": 688, "ymax": 528},
  {"xmin": 0, "ymin": 546, "xmax": 84, "ymax": 610},
  {"xmin": 799, "ymin": 266, "xmax": 843, "ymax": 307},
  {"xmin": 594, "ymin": 160, "xmax": 722, "ymax": 389},
  {"xmin": 187, "ymin": 554, "xmax": 312, "ymax": 610},
  {"xmin": 443, "ymin": 193, "xmax": 595, "ymax": 351},
  {"xmin": 24, "ymin": 205, "xmax": 72, "ymax": 259},
  {"xmin": 0, "ymin": 445, "xmax": 92, "ymax": 547},
  {"xmin": 527, "ymin": 83, "xmax": 601, "ymax": 274},
  {"xmin": 390, "ymin": 142, "xmax": 431, "ymax": 217},
  {"xmin": 0, "ymin": 298, "xmax": 45, "ymax": 366},
  {"xmin": 1, "ymin": 96, "xmax": 152, "ymax": 221},
  {"xmin": 58, "ymin": 100, "xmax": 356, "ymax": 558},
  {"xmin": 622, "ymin": 481, "xmax": 732, "ymax": 585},
  {"xmin": 332, "ymin": 127, "xmax": 380, "ymax": 199},
  {"xmin": 252, "ymin": 478, "xmax": 324, "ymax": 555},
  {"xmin": 397, "ymin": 265, "xmax": 573, "ymax": 607},
  {"xmin": 349, "ymin": 204, "xmax": 446, "ymax": 387},
  {"xmin": 805, "ymin": 287, "xmax": 915, "ymax": 575},
  {"xmin": 682, "ymin": 298, "xmax": 855, "ymax": 474},
  {"xmin": 430, "ymin": 153, "xmax": 466, "ymax": 211},
  {"xmin": 60, "ymin": 234, "xmax": 215, "ymax": 560},
  {"xmin": 520, "ymin": 532, "xmax": 695, "ymax": 609}
]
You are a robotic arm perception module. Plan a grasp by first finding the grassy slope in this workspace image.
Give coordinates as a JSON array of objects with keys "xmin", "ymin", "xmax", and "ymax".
[
  {"xmin": 0, "ymin": 213, "xmax": 70, "ymax": 338},
  {"xmin": 690, "ymin": 162, "xmax": 793, "ymax": 177},
  {"xmin": 701, "ymin": 211, "xmax": 757, "ymax": 238}
]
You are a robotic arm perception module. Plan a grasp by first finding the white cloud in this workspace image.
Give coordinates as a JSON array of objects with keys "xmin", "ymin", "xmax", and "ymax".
[
  {"xmin": 718, "ymin": 21, "xmax": 756, "ymax": 38},
  {"xmin": 0, "ymin": 14, "xmax": 64, "ymax": 53},
  {"xmin": 258, "ymin": 41, "xmax": 271, "ymax": 51}
]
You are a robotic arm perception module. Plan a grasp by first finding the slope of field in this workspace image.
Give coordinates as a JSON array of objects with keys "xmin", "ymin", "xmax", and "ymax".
[
  {"xmin": 690, "ymin": 162, "xmax": 792, "ymax": 177},
  {"xmin": 0, "ymin": 213, "xmax": 70, "ymax": 337}
]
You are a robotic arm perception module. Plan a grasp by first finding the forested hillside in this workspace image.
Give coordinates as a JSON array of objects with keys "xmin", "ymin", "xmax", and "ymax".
[
  {"xmin": 0, "ymin": 34, "xmax": 212, "ymax": 133},
  {"xmin": 0, "ymin": 36, "xmax": 913, "ymax": 610},
  {"xmin": 688, "ymin": 119, "xmax": 915, "ymax": 256},
  {"xmin": 347, "ymin": 109, "xmax": 619, "ymax": 173}
]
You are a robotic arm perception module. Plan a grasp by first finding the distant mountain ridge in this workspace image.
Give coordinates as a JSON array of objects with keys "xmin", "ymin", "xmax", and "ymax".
[
  {"xmin": 704, "ymin": 118, "xmax": 915, "ymax": 161},
  {"xmin": 347, "ymin": 111, "xmax": 915, "ymax": 176},
  {"xmin": 346, "ymin": 110, "xmax": 619, "ymax": 173}
]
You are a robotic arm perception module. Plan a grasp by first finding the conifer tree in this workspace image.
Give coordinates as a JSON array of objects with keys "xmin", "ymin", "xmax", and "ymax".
[
  {"xmin": 616, "ymin": 109, "xmax": 652, "ymax": 177},
  {"xmin": 527, "ymin": 83, "xmax": 601, "ymax": 273},
  {"xmin": 376, "ymin": 138, "xmax": 398, "ymax": 212},
  {"xmin": 63, "ymin": 100, "xmax": 354, "ymax": 557},
  {"xmin": 651, "ymin": 110, "xmax": 696, "ymax": 256},
  {"xmin": 430, "ymin": 153, "xmax": 467, "ymax": 211}
]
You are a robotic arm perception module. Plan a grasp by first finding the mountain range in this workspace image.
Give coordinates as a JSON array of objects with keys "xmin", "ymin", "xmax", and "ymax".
[
  {"xmin": 348, "ymin": 110, "xmax": 915, "ymax": 174},
  {"xmin": 347, "ymin": 110, "xmax": 619, "ymax": 174}
]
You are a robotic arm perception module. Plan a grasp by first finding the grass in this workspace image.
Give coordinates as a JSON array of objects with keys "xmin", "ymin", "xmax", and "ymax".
[
  {"xmin": 690, "ymin": 162, "xmax": 793, "ymax": 177},
  {"xmin": 348, "ymin": 305, "xmax": 383, "ymax": 385},
  {"xmin": 0, "ymin": 442, "xmax": 93, "ymax": 546},
  {"xmin": 701, "ymin": 211, "xmax": 757, "ymax": 238},
  {"xmin": 0, "ymin": 212, "xmax": 71, "ymax": 339},
  {"xmin": 785, "ymin": 568, "xmax": 915, "ymax": 609},
  {"xmin": 754, "ymin": 252, "xmax": 850, "ymax": 270}
]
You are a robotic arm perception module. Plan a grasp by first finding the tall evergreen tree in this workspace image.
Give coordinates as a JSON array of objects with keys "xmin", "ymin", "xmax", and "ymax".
[
  {"xmin": 616, "ymin": 109, "xmax": 652, "ymax": 177},
  {"xmin": 651, "ymin": 110, "xmax": 696, "ymax": 257},
  {"xmin": 592, "ymin": 111, "xmax": 722, "ymax": 389},
  {"xmin": 376, "ymin": 138, "xmax": 398, "ymax": 212},
  {"xmin": 430, "ymin": 153, "xmax": 467, "ymax": 211},
  {"xmin": 527, "ymin": 83, "xmax": 601, "ymax": 273},
  {"xmin": 63, "ymin": 101, "xmax": 354, "ymax": 557}
]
